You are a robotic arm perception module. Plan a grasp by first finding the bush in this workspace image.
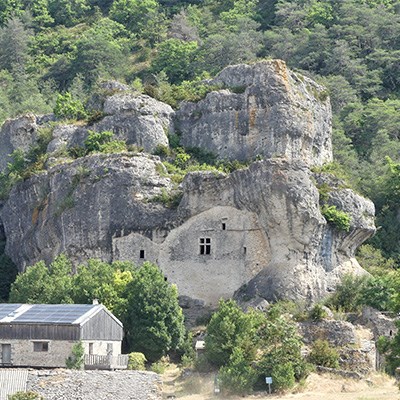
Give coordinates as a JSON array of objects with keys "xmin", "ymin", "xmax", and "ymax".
[
  {"xmin": 271, "ymin": 362, "xmax": 296, "ymax": 392},
  {"xmin": 128, "ymin": 352, "xmax": 146, "ymax": 370},
  {"xmin": 321, "ymin": 204, "xmax": 351, "ymax": 232},
  {"xmin": 54, "ymin": 92, "xmax": 87, "ymax": 120},
  {"xmin": 66, "ymin": 341, "xmax": 84, "ymax": 369},
  {"xmin": 219, "ymin": 348, "xmax": 258, "ymax": 395},
  {"xmin": 150, "ymin": 357, "xmax": 168, "ymax": 374},
  {"xmin": 325, "ymin": 274, "xmax": 366, "ymax": 312},
  {"xmin": 309, "ymin": 304, "xmax": 328, "ymax": 321},
  {"xmin": 308, "ymin": 339, "xmax": 339, "ymax": 369},
  {"xmin": 8, "ymin": 392, "xmax": 43, "ymax": 400}
]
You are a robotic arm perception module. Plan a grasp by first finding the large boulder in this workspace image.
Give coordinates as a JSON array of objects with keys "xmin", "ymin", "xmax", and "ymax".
[
  {"xmin": 176, "ymin": 60, "xmax": 332, "ymax": 166},
  {"xmin": 0, "ymin": 114, "xmax": 38, "ymax": 172}
]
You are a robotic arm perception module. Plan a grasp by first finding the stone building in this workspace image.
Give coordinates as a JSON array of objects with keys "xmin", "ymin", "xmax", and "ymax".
[{"xmin": 0, "ymin": 303, "xmax": 127, "ymax": 369}]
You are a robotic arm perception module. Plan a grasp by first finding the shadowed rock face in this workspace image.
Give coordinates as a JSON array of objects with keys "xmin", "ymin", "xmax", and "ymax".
[
  {"xmin": 176, "ymin": 60, "xmax": 332, "ymax": 166},
  {"xmin": 0, "ymin": 61, "xmax": 375, "ymax": 309}
]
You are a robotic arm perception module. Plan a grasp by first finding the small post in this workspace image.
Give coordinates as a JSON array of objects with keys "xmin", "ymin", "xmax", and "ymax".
[
  {"xmin": 265, "ymin": 376, "xmax": 272, "ymax": 394},
  {"xmin": 214, "ymin": 374, "xmax": 220, "ymax": 395}
]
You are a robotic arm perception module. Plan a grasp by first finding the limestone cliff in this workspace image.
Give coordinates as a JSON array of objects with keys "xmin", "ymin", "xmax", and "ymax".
[
  {"xmin": 0, "ymin": 60, "xmax": 375, "ymax": 310},
  {"xmin": 176, "ymin": 60, "xmax": 332, "ymax": 166}
]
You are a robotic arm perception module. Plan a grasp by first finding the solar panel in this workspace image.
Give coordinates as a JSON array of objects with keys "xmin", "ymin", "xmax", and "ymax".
[
  {"xmin": 12, "ymin": 304, "xmax": 96, "ymax": 324},
  {"xmin": 0, "ymin": 304, "xmax": 22, "ymax": 320}
]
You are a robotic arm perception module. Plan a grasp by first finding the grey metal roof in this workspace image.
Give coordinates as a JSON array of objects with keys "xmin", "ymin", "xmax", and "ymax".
[
  {"xmin": 0, "ymin": 304, "xmax": 22, "ymax": 320},
  {"xmin": 0, "ymin": 304, "xmax": 102, "ymax": 325}
]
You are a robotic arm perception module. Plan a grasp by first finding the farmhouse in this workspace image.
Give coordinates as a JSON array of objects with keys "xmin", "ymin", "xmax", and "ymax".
[{"xmin": 0, "ymin": 303, "xmax": 128, "ymax": 369}]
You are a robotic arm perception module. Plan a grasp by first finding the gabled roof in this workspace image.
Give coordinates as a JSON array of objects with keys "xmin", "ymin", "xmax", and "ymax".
[{"xmin": 0, "ymin": 304, "xmax": 110, "ymax": 325}]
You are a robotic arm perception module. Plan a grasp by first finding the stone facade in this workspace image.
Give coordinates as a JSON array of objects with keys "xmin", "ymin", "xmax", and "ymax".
[{"xmin": 0, "ymin": 339, "xmax": 74, "ymax": 368}]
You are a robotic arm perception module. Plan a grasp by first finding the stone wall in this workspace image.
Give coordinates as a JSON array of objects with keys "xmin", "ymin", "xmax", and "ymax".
[{"xmin": 0, "ymin": 339, "xmax": 74, "ymax": 368}]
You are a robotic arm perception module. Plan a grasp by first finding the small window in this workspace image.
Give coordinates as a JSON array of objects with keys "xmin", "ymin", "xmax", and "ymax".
[
  {"xmin": 243, "ymin": 246, "xmax": 247, "ymax": 255},
  {"xmin": 222, "ymin": 223, "xmax": 226, "ymax": 231},
  {"xmin": 199, "ymin": 238, "xmax": 211, "ymax": 255},
  {"xmin": 139, "ymin": 250, "xmax": 145, "ymax": 259},
  {"xmin": 33, "ymin": 342, "xmax": 48, "ymax": 352},
  {"xmin": 89, "ymin": 343, "xmax": 94, "ymax": 355},
  {"xmin": 107, "ymin": 343, "xmax": 113, "ymax": 355}
]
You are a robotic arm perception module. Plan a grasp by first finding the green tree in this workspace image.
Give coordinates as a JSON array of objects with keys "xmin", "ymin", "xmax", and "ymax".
[
  {"xmin": 123, "ymin": 262, "xmax": 185, "ymax": 362},
  {"xmin": 151, "ymin": 39, "xmax": 198, "ymax": 83},
  {"xmin": 0, "ymin": 0, "xmax": 23, "ymax": 26},
  {"xmin": 219, "ymin": 347, "xmax": 258, "ymax": 395},
  {"xmin": 48, "ymin": 0, "xmax": 90, "ymax": 26},
  {"xmin": 0, "ymin": 16, "xmax": 32, "ymax": 72},
  {"xmin": 256, "ymin": 311, "xmax": 308, "ymax": 388},
  {"xmin": 205, "ymin": 299, "xmax": 262, "ymax": 366},
  {"xmin": 109, "ymin": 0, "xmax": 165, "ymax": 44},
  {"xmin": 9, "ymin": 254, "xmax": 74, "ymax": 303},
  {"xmin": 72, "ymin": 259, "xmax": 134, "ymax": 314}
]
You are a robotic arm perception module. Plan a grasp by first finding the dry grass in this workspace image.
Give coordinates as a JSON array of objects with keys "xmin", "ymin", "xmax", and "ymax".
[{"xmin": 161, "ymin": 365, "xmax": 400, "ymax": 400}]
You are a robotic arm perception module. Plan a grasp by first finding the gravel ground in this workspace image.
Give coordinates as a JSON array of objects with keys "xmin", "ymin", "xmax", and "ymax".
[{"xmin": 27, "ymin": 369, "xmax": 162, "ymax": 400}]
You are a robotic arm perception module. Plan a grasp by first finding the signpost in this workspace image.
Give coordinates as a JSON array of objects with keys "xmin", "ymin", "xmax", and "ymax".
[{"xmin": 265, "ymin": 377, "xmax": 273, "ymax": 394}]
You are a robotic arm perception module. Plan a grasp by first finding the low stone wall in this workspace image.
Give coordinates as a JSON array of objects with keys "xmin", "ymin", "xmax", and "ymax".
[{"xmin": 26, "ymin": 369, "xmax": 162, "ymax": 400}]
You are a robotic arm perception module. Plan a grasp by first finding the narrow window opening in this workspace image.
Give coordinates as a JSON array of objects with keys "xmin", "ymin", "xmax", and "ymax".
[
  {"xmin": 164, "ymin": 276, "xmax": 168, "ymax": 282},
  {"xmin": 139, "ymin": 250, "xmax": 145, "ymax": 259},
  {"xmin": 33, "ymin": 342, "xmax": 48, "ymax": 352},
  {"xmin": 89, "ymin": 343, "xmax": 94, "ymax": 355},
  {"xmin": 243, "ymin": 246, "xmax": 247, "ymax": 255},
  {"xmin": 199, "ymin": 238, "xmax": 211, "ymax": 255},
  {"xmin": 222, "ymin": 223, "xmax": 226, "ymax": 231},
  {"xmin": 107, "ymin": 343, "xmax": 113, "ymax": 355}
]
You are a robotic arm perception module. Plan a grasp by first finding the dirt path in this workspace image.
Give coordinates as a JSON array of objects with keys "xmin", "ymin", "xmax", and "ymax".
[{"xmin": 162, "ymin": 367, "xmax": 400, "ymax": 400}]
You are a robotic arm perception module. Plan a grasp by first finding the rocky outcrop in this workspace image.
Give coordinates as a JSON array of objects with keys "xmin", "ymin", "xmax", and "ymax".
[
  {"xmin": 47, "ymin": 94, "xmax": 173, "ymax": 156},
  {"xmin": 176, "ymin": 60, "xmax": 332, "ymax": 166},
  {"xmin": 0, "ymin": 60, "xmax": 376, "ymax": 309},
  {"xmin": 0, "ymin": 114, "xmax": 39, "ymax": 172},
  {"xmin": 299, "ymin": 320, "xmax": 376, "ymax": 374}
]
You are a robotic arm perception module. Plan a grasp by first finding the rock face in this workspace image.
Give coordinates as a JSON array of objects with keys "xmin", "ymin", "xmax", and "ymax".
[
  {"xmin": 176, "ymin": 60, "xmax": 332, "ymax": 166},
  {"xmin": 0, "ymin": 114, "xmax": 39, "ymax": 172},
  {"xmin": 0, "ymin": 60, "xmax": 375, "ymax": 310},
  {"xmin": 46, "ymin": 93, "xmax": 173, "ymax": 156}
]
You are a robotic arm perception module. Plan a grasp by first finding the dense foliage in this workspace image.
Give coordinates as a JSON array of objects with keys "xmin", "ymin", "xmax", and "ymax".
[{"xmin": 204, "ymin": 300, "xmax": 310, "ymax": 394}]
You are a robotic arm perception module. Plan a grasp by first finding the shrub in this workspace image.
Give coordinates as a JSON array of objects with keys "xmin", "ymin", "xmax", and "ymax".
[
  {"xmin": 66, "ymin": 341, "xmax": 84, "ymax": 369},
  {"xmin": 321, "ymin": 204, "xmax": 351, "ymax": 231},
  {"xmin": 325, "ymin": 273, "xmax": 366, "ymax": 312},
  {"xmin": 8, "ymin": 392, "xmax": 43, "ymax": 400},
  {"xmin": 308, "ymin": 339, "xmax": 339, "ymax": 369},
  {"xmin": 150, "ymin": 357, "xmax": 168, "ymax": 374},
  {"xmin": 309, "ymin": 304, "xmax": 328, "ymax": 321},
  {"xmin": 54, "ymin": 92, "xmax": 87, "ymax": 120},
  {"xmin": 219, "ymin": 348, "xmax": 258, "ymax": 395},
  {"xmin": 128, "ymin": 352, "xmax": 146, "ymax": 370},
  {"xmin": 271, "ymin": 362, "xmax": 296, "ymax": 392}
]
